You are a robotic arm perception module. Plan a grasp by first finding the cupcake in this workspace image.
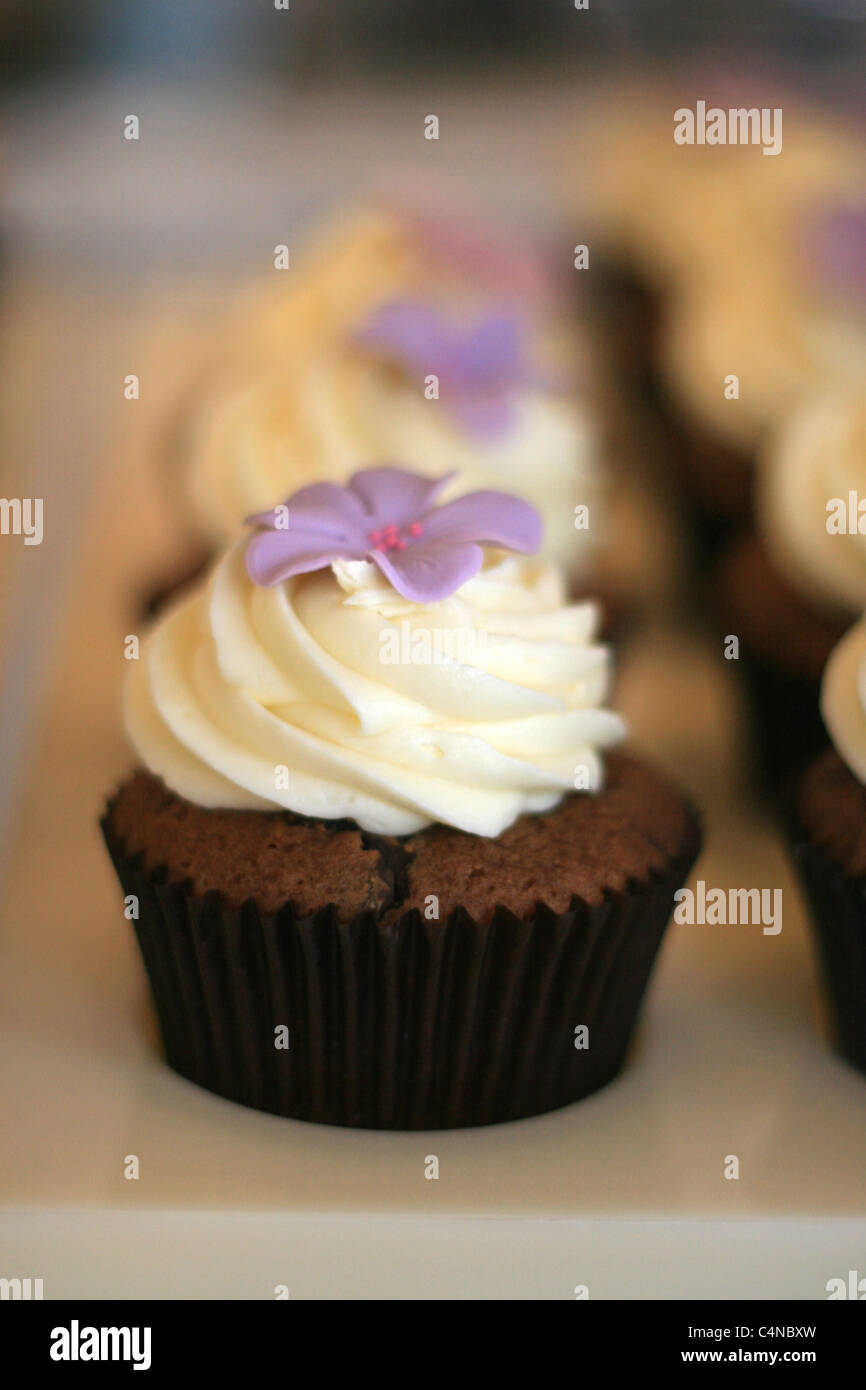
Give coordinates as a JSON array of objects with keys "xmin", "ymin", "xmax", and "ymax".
[
  {"xmin": 790, "ymin": 616, "xmax": 866, "ymax": 1075},
  {"xmin": 577, "ymin": 83, "xmax": 861, "ymax": 371},
  {"xmin": 656, "ymin": 184, "xmax": 866, "ymax": 556},
  {"xmin": 577, "ymin": 82, "xmax": 774, "ymax": 390},
  {"xmin": 578, "ymin": 79, "xmax": 864, "ymax": 560},
  {"xmin": 713, "ymin": 386, "xmax": 866, "ymax": 793},
  {"xmin": 103, "ymin": 467, "xmax": 701, "ymax": 1129},
  {"xmin": 167, "ymin": 208, "xmax": 602, "ymax": 590}
]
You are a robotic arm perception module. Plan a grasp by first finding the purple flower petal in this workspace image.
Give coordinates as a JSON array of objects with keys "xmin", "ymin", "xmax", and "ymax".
[
  {"xmin": 354, "ymin": 297, "xmax": 552, "ymax": 444},
  {"xmin": 451, "ymin": 314, "xmax": 525, "ymax": 382},
  {"xmin": 355, "ymin": 300, "xmax": 449, "ymax": 373},
  {"xmin": 359, "ymin": 300, "xmax": 528, "ymax": 387},
  {"xmin": 804, "ymin": 199, "xmax": 866, "ymax": 302},
  {"xmin": 370, "ymin": 539, "xmax": 484, "ymax": 603},
  {"xmin": 348, "ymin": 466, "xmax": 453, "ymax": 525},
  {"xmin": 246, "ymin": 481, "xmax": 370, "ymax": 541},
  {"xmin": 246, "ymin": 528, "xmax": 363, "ymax": 588},
  {"xmin": 449, "ymin": 387, "xmax": 518, "ymax": 440},
  {"xmin": 244, "ymin": 466, "xmax": 542, "ymax": 601},
  {"xmin": 419, "ymin": 490, "xmax": 542, "ymax": 553}
]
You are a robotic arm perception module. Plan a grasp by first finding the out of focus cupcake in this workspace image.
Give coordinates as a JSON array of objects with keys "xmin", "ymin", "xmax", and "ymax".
[
  {"xmin": 103, "ymin": 467, "xmax": 701, "ymax": 1128},
  {"xmin": 576, "ymin": 79, "xmax": 864, "ymax": 558},
  {"xmin": 790, "ymin": 617, "xmax": 866, "ymax": 1077},
  {"xmin": 576, "ymin": 84, "xmax": 861, "ymax": 364},
  {"xmin": 657, "ymin": 184, "xmax": 866, "ymax": 554},
  {"xmin": 164, "ymin": 207, "xmax": 604, "ymax": 595},
  {"xmin": 713, "ymin": 387, "xmax": 866, "ymax": 792}
]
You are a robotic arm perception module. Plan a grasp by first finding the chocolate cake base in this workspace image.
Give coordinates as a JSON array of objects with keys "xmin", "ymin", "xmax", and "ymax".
[{"xmin": 102, "ymin": 753, "xmax": 701, "ymax": 1129}]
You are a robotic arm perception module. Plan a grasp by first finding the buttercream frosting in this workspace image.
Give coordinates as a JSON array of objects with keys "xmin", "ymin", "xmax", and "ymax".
[
  {"xmin": 758, "ymin": 387, "xmax": 866, "ymax": 614},
  {"xmin": 125, "ymin": 543, "xmax": 625, "ymax": 837},
  {"xmin": 821, "ymin": 615, "xmax": 866, "ymax": 784}
]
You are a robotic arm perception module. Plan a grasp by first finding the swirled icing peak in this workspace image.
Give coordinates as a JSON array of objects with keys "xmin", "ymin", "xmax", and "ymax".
[{"xmin": 125, "ymin": 541, "xmax": 626, "ymax": 836}]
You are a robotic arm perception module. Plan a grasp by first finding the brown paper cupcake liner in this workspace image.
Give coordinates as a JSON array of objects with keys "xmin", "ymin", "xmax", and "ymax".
[
  {"xmin": 102, "ymin": 810, "xmax": 701, "ymax": 1130},
  {"xmin": 789, "ymin": 817, "xmax": 866, "ymax": 1076}
]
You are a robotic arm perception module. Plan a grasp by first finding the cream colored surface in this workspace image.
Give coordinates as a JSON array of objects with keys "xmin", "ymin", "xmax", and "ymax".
[
  {"xmin": 2, "ymin": 284, "xmax": 866, "ymax": 1306},
  {"xmin": 4, "ymin": 1214, "xmax": 864, "ymax": 1300}
]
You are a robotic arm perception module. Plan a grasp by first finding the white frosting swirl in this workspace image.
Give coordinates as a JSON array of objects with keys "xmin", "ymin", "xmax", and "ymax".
[
  {"xmin": 821, "ymin": 616, "xmax": 866, "ymax": 784},
  {"xmin": 758, "ymin": 388, "xmax": 866, "ymax": 614},
  {"xmin": 125, "ymin": 543, "xmax": 626, "ymax": 837}
]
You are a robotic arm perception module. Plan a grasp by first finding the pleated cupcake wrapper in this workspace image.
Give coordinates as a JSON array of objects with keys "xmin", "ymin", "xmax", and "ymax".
[
  {"xmin": 789, "ymin": 815, "xmax": 866, "ymax": 1076},
  {"xmin": 102, "ymin": 812, "xmax": 701, "ymax": 1130}
]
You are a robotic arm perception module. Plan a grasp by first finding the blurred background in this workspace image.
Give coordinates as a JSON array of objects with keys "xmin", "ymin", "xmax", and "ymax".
[{"xmin": 2, "ymin": 1, "xmax": 865, "ymax": 273}]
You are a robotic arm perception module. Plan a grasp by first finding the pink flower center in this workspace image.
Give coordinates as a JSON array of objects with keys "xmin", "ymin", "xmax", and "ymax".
[{"xmin": 368, "ymin": 520, "xmax": 423, "ymax": 553}]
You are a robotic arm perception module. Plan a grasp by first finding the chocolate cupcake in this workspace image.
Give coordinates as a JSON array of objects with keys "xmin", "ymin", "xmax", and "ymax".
[
  {"xmin": 713, "ymin": 387, "xmax": 866, "ymax": 794},
  {"xmin": 790, "ymin": 617, "xmax": 866, "ymax": 1075},
  {"xmin": 103, "ymin": 468, "xmax": 700, "ymax": 1129}
]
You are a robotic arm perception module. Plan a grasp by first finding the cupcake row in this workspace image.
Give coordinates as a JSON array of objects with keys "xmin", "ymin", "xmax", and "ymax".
[{"xmin": 579, "ymin": 81, "xmax": 866, "ymax": 1084}]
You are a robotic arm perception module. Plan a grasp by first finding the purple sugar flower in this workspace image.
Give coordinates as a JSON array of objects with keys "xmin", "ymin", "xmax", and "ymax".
[
  {"xmin": 245, "ymin": 466, "xmax": 542, "ymax": 603},
  {"xmin": 355, "ymin": 298, "xmax": 548, "ymax": 439},
  {"xmin": 804, "ymin": 199, "xmax": 866, "ymax": 303}
]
